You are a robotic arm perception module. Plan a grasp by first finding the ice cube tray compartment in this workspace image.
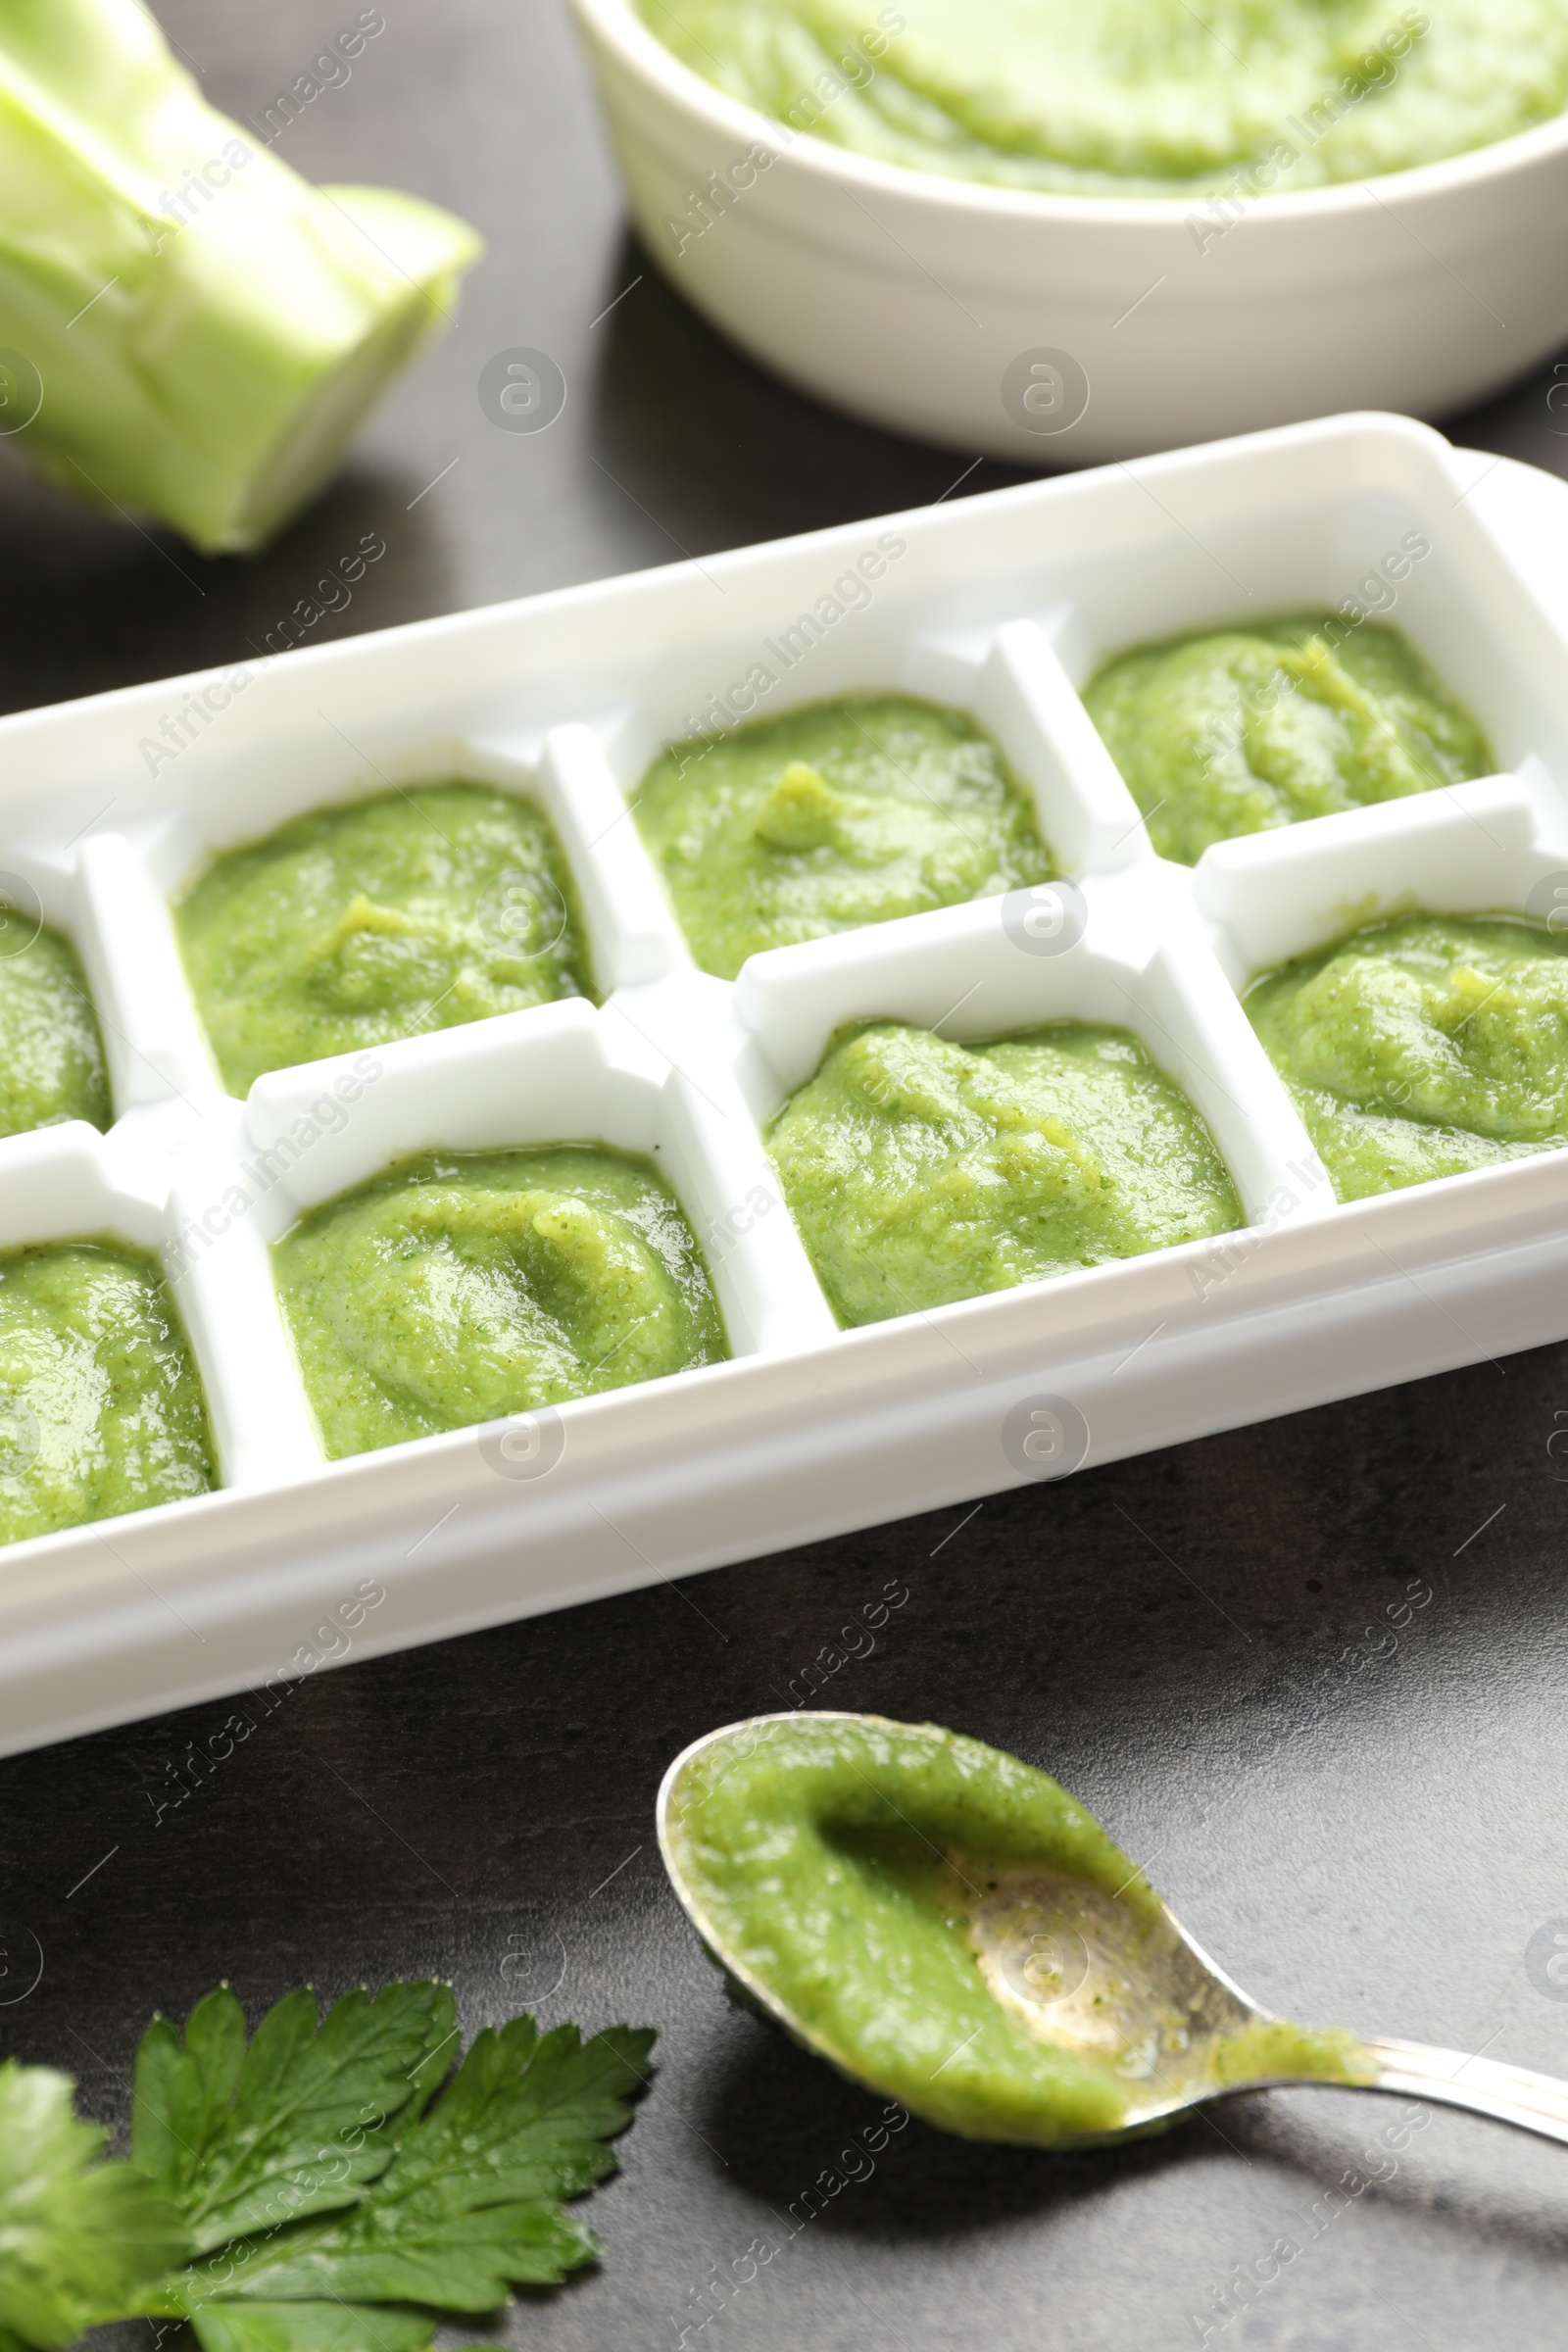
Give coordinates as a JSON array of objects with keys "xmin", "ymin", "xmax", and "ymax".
[
  {"xmin": 727, "ymin": 877, "xmax": 1325, "ymax": 1230},
  {"xmin": 67, "ymin": 727, "xmax": 698, "ymax": 1121},
  {"xmin": 1033, "ymin": 452, "xmax": 1568, "ymax": 782},
  {"xmin": 0, "ymin": 1121, "xmax": 237, "ymax": 1484},
  {"xmin": 170, "ymin": 995, "xmax": 838, "ymax": 1494},
  {"xmin": 5, "ymin": 413, "xmax": 1568, "ymax": 1758}
]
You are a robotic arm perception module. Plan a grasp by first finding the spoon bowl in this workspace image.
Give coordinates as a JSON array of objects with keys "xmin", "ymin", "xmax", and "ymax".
[
  {"xmin": 660, "ymin": 1713, "xmax": 1568, "ymax": 2149},
  {"xmin": 963, "ymin": 1862, "xmax": 1263, "ymax": 2131}
]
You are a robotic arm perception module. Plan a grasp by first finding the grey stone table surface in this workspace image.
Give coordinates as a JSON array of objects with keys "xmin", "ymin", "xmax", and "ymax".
[{"xmin": 5, "ymin": 6, "xmax": 1568, "ymax": 2349}]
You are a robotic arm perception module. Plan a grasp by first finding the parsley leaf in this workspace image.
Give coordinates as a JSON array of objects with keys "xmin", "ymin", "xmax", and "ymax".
[
  {"xmin": 172, "ymin": 2017, "xmax": 655, "ymax": 2328},
  {"xmin": 3, "ymin": 1986, "xmax": 653, "ymax": 2352},
  {"xmin": 0, "ymin": 2059, "xmax": 189, "ymax": 2348},
  {"xmin": 179, "ymin": 2300, "xmax": 435, "ymax": 2352},
  {"xmin": 130, "ymin": 1982, "xmax": 457, "ymax": 2254}
]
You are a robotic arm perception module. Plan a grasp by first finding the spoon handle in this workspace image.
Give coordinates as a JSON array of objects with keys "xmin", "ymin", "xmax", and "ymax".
[{"xmin": 1349, "ymin": 2034, "xmax": 1568, "ymax": 2145}]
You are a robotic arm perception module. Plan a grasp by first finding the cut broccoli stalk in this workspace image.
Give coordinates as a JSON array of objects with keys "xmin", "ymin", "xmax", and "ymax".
[{"xmin": 0, "ymin": 0, "xmax": 482, "ymax": 553}]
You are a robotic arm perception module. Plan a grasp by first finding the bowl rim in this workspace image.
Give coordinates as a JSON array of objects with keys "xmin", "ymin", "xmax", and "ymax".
[{"xmin": 569, "ymin": 0, "xmax": 1568, "ymax": 229}]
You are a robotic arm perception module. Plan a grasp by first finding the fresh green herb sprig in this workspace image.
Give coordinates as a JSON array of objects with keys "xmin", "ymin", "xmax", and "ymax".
[
  {"xmin": 0, "ymin": 1983, "xmax": 654, "ymax": 2352},
  {"xmin": 0, "ymin": 2059, "xmax": 187, "ymax": 2349}
]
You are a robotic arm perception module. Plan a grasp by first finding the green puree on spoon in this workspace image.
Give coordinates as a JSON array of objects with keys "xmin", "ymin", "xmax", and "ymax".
[{"xmin": 661, "ymin": 1715, "xmax": 1568, "ymax": 2149}]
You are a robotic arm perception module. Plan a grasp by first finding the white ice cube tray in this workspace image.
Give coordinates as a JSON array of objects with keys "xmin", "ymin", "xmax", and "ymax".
[{"xmin": 4, "ymin": 410, "xmax": 1568, "ymax": 1760}]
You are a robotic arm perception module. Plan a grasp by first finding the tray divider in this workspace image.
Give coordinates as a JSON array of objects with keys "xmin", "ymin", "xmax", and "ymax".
[
  {"xmin": 75, "ymin": 832, "xmax": 221, "ymax": 1113},
  {"xmin": 534, "ymin": 722, "xmax": 688, "ymax": 989},
  {"xmin": 974, "ymin": 619, "xmax": 1150, "ymax": 875}
]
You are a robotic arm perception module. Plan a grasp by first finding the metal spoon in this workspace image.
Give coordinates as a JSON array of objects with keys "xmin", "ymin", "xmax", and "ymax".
[{"xmin": 659, "ymin": 1715, "xmax": 1568, "ymax": 2148}]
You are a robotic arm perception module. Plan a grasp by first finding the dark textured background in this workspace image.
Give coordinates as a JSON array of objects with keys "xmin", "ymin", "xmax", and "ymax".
[{"xmin": 5, "ymin": 5, "xmax": 1568, "ymax": 2347}]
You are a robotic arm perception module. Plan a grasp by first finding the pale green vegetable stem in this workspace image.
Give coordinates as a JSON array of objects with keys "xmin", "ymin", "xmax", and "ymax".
[{"xmin": 0, "ymin": 0, "xmax": 481, "ymax": 552}]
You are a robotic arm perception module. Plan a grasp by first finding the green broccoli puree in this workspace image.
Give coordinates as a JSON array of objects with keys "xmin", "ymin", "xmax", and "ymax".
[
  {"xmin": 767, "ymin": 1020, "xmax": 1242, "ymax": 1325},
  {"xmin": 1247, "ymin": 912, "xmax": 1568, "ymax": 1200},
  {"xmin": 0, "ymin": 921, "xmax": 109, "ymax": 1139},
  {"xmin": 274, "ymin": 1146, "xmax": 728, "ymax": 1459},
  {"xmin": 635, "ymin": 695, "xmax": 1053, "ymax": 980},
  {"xmin": 663, "ymin": 1714, "xmax": 1372, "ymax": 2146},
  {"xmin": 1084, "ymin": 611, "xmax": 1494, "ymax": 865},
  {"xmin": 0, "ymin": 1241, "xmax": 214, "ymax": 1544},
  {"xmin": 176, "ymin": 784, "xmax": 591, "ymax": 1095},
  {"xmin": 640, "ymin": 0, "xmax": 1568, "ymax": 196}
]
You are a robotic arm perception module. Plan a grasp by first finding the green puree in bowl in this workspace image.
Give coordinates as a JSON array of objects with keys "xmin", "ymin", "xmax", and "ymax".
[
  {"xmin": 0, "ymin": 1242, "xmax": 214, "ymax": 1544},
  {"xmin": 767, "ymin": 1021, "xmax": 1241, "ymax": 1325},
  {"xmin": 1247, "ymin": 913, "xmax": 1568, "ymax": 1200},
  {"xmin": 1085, "ymin": 610, "xmax": 1493, "ymax": 865},
  {"xmin": 176, "ymin": 785, "xmax": 591, "ymax": 1095},
  {"xmin": 635, "ymin": 695, "xmax": 1053, "ymax": 980},
  {"xmin": 640, "ymin": 0, "xmax": 1568, "ymax": 197},
  {"xmin": 0, "ymin": 923, "xmax": 109, "ymax": 1138},
  {"xmin": 274, "ymin": 1147, "xmax": 728, "ymax": 1459}
]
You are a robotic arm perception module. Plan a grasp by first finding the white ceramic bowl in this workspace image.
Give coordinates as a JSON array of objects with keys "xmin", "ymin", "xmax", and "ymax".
[{"xmin": 568, "ymin": 0, "xmax": 1568, "ymax": 463}]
